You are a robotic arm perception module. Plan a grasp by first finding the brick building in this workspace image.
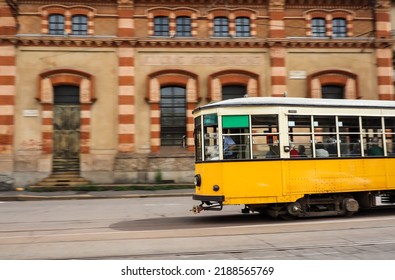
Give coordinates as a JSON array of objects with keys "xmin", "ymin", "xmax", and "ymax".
[{"xmin": 0, "ymin": 0, "xmax": 393, "ymax": 188}]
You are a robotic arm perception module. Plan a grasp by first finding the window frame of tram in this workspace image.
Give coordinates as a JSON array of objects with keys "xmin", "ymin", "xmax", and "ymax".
[
  {"xmin": 287, "ymin": 114, "xmax": 390, "ymax": 158},
  {"xmin": 202, "ymin": 114, "xmax": 219, "ymax": 161},
  {"xmin": 251, "ymin": 114, "xmax": 280, "ymax": 159},
  {"xmin": 222, "ymin": 115, "xmax": 250, "ymax": 160},
  {"xmin": 198, "ymin": 112, "xmax": 393, "ymax": 162},
  {"xmin": 160, "ymin": 86, "xmax": 187, "ymax": 147}
]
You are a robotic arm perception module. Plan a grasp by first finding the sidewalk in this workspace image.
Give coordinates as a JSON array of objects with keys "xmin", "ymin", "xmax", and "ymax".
[{"xmin": 0, "ymin": 186, "xmax": 195, "ymax": 201}]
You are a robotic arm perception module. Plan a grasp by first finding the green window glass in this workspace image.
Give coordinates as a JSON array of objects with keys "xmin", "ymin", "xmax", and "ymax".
[{"xmin": 222, "ymin": 115, "xmax": 249, "ymax": 128}]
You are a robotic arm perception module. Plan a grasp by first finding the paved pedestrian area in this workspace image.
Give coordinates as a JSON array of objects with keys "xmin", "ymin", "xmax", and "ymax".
[{"xmin": 0, "ymin": 187, "xmax": 194, "ymax": 201}]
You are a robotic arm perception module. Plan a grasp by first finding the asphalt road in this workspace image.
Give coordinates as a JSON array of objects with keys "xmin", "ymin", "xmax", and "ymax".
[{"xmin": 1, "ymin": 196, "xmax": 395, "ymax": 260}]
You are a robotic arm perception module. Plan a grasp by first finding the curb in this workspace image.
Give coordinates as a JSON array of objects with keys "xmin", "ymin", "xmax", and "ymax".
[{"xmin": 0, "ymin": 192, "xmax": 193, "ymax": 201}]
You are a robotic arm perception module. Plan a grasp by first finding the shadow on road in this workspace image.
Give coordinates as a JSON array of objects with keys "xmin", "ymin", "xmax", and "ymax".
[
  {"xmin": 110, "ymin": 213, "xmax": 274, "ymax": 231},
  {"xmin": 109, "ymin": 208, "xmax": 395, "ymax": 232}
]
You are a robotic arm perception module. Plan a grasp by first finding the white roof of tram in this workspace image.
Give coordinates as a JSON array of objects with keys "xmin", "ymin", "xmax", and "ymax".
[{"xmin": 193, "ymin": 97, "xmax": 395, "ymax": 113}]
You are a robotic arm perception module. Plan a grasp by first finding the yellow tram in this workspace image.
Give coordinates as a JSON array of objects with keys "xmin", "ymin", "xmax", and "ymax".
[{"xmin": 191, "ymin": 97, "xmax": 395, "ymax": 218}]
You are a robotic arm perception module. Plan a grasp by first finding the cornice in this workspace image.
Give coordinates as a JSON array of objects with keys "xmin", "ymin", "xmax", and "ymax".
[
  {"xmin": 17, "ymin": 0, "xmax": 117, "ymax": 6},
  {"xmin": 1, "ymin": 36, "xmax": 392, "ymax": 49},
  {"xmin": 134, "ymin": 0, "xmax": 268, "ymax": 5},
  {"xmin": 285, "ymin": 0, "xmax": 370, "ymax": 9}
]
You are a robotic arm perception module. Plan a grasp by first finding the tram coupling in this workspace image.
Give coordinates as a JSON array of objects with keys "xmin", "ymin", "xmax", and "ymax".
[{"xmin": 191, "ymin": 202, "xmax": 223, "ymax": 214}]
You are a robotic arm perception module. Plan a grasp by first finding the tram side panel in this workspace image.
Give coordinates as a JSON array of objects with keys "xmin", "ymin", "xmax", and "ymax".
[
  {"xmin": 195, "ymin": 161, "xmax": 302, "ymax": 205},
  {"xmin": 284, "ymin": 158, "xmax": 392, "ymax": 197},
  {"xmin": 195, "ymin": 158, "xmax": 395, "ymax": 207}
]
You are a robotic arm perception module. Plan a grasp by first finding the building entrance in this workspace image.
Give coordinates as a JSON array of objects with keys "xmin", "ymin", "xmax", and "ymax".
[{"xmin": 53, "ymin": 86, "xmax": 80, "ymax": 173}]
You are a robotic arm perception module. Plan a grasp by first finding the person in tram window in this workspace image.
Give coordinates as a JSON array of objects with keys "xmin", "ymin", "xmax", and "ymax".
[
  {"xmin": 223, "ymin": 135, "xmax": 237, "ymax": 159},
  {"xmin": 350, "ymin": 143, "xmax": 361, "ymax": 156},
  {"xmin": 290, "ymin": 143, "xmax": 299, "ymax": 158},
  {"xmin": 367, "ymin": 137, "xmax": 384, "ymax": 156},
  {"xmin": 266, "ymin": 144, "xmax": 280, "ymax": 158},
  {"xmin": 315, "ymin": 142, "xmax": 329, "ymax": 157},
  {"xmin": 326, "ymin": 137, "xmax": 338, "ymax": 157},
  {"xmin": 298, "ymin": 145, "xmax": 307, "ymax": 157}
]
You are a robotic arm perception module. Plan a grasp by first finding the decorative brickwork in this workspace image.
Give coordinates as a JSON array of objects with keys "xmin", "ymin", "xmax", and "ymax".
[
  {"xmin": 38, "ymin": 70, "xmax": 95, "ymax": 155},
  {"xmin": 117, "ymin": 2, "xmax": 135, "ymax": 153},
  {"xmin": 147, "ymin": 7, "xmax": 199, "ymax": 37},
  {"xmin": 40, "ymin": 5, "xmax": 95, "ymax": 35},
  {"xmin": 208, "ymin": 70, "xmax": 260, "ymax": 101},
  {"xmin": 0, "ymin": 46, "xmax": 15, "ymax": 155},
  {"xmin": 270, "ymin": 46, "xmax": 287, "ymax": 97},
  {"xmin": 147, "ymin": 70, "xmax": 198, "ymax": 152},
  {"xmin": 307, "ymin": 70, "xmax": 359, "ymax": 99}
]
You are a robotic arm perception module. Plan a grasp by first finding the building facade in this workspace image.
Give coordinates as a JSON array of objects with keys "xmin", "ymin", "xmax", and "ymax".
[{"xmin": 0, "ymin": 0, "xmax": 393, "ymax": 188}]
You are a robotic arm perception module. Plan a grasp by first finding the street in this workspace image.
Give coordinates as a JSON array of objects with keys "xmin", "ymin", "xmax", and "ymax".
[{"xmin": 0, "ymin": 196, "xmax": 395, "ymax": 259}]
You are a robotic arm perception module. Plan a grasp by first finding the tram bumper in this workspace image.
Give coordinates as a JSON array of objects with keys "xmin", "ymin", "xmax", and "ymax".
[{"xmin": 191, "ymin": 194, "xmax": 224, "ymax": 213}]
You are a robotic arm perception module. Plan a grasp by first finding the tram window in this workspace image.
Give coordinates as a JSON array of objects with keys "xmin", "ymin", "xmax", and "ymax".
[
  {"xmin": 313, "ymin": 116, "xmax": 336, "ymax": 134},
  {"xmin": 362, "ymin": 117, "xmax": 384, "ymax": 157},
  {"xmin": 338, "ymin": 116, "xmax": 361, "ymax": 157},
  {"xmin": 203, "ymin": 114, "xmax": 219, "ymax": 160},
  {"xmin": 251, "ymin": 115, "xmax": 279, "ymax": 159},
  {"xmin": 194, "ymin": 117, "xmax": 203, "ymax": 162},
  {"xmin": 313, "ymin": 135, "xmax": 336, "ymax": 157},
  {"xmin": 252, "ymin": 135, "xmax": 279, "ymax": 159},
  {"xmin": 385, "ymin": 117, "xmax": 395, "ymax": 156},
  {"xmin": 223, "ymin": 128, "xmax": 250, "ymax": 160},
  {"xmin": 362, "ymin": 117, "xmax": 382, "ymax": 132},
  {"xmin": 288, "ymin": 116, "xmax": 312, "ymax": 158},
  {"xmin": 338, "ymin": 116, "xmax": 360, "ymax": 132},
  {"xmin": 222, "ymin": 115, "xmax": 249, "ymax": 128},
  {"xmin": 251, "ymin": 115, "xmax": 278, "ymax": 130},
  {"xmin": 290, "ymin": 135, "xmax": 312, "ymax": 157},
  {"xmin": 364, "ymin": 135, "xmax": 384, "ymax": 156},
  {"xmin": 288, "ymin": 115, "xmax": 311, "ymax": 130},
  {"xmin": 339, "ymin": 135, "xmax": 362, "ymax": 157},
  {"xmin": 221, "ymin": 115, "xmax": 250, "ymax": 160}
]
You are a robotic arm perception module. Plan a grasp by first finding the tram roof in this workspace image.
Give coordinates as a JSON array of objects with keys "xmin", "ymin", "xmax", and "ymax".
[{"xmin": 193, "ymin": 97, "xmax": 395, "ymax": 113}]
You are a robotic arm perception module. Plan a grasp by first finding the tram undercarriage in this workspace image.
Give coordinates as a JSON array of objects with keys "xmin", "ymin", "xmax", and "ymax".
[{"xmin": 192, "ymin": 191, "xmax": 395, "ymax": 219}]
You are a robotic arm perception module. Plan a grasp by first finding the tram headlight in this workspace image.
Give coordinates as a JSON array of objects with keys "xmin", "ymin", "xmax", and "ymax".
[{"xmin": 194, "ymin": 174, "xmax": 201, "ymax": 187}]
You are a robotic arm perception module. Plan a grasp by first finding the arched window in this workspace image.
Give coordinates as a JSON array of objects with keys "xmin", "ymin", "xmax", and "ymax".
[
  {"xmin": 322, "ymin": 85, "xmax": 344, "ymax": 99},
  {"xmin": 332, "ymin": 18, "xmax": 347, "ymax": 38},
  {"xmin": 214, "ymin": 17, "xmax": 229, "ymax": 37},
  {"xmin": 312, "ymin": 18, "xmax": 326, "ymax": 37},
  {"xmin": 72, "ymin": 15, "xmax": 88, "ymax": 35},
  {"xmin": 176, "ymin": 16, "xmax": 191, "ymax": 37},
  {"xmin": 307, "ymin": 70, "xmax": 358, "ymax": 99},
  {"xmin": 160, "ymin": 86, "xmax": 187, "ymax": 146},
  {"xmin": 154, "ymin": 16, "xmax": 169, "ymax": 36},
  {"xmin": 235, "ymin": 17, "xmax": 250, "ymax": 37},
  {"xmin": 48, "ymin": 14, "xmax": 65, "ymax": 35},
  {"xmin": 222, "ymin": 85, "xmax": 247, "ymax": 100}
]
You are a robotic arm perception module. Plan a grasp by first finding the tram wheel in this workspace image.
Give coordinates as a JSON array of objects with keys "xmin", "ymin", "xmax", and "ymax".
[{"xmin": 343, "ymin": 198, "xmax": 359, "ymax": 217}]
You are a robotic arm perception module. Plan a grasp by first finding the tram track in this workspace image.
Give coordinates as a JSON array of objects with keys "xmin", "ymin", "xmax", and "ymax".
[
  {"xmin": 1, "ymin": 214, "xmax": 395, "ymax": 245},
  {"xmin": 1, "ymin": 204, "xmax": 395, "ymax": 259},
  {"xmin": 70, "ymin": 238, "xmax": 395, "ymax": 260}
]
